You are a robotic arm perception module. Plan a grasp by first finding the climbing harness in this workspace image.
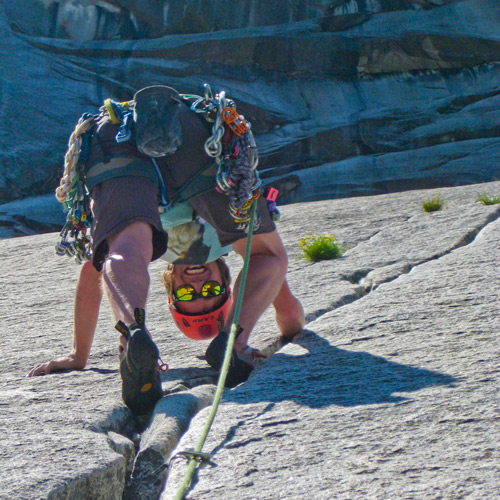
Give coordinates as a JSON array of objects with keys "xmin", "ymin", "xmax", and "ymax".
[
  {"xmin": 55, "ymin": 84, "xmax": 278, "ymax": 263},
  {"xmin": 172, "ymin": 200, "xmax": 258, "ymax": 500}
]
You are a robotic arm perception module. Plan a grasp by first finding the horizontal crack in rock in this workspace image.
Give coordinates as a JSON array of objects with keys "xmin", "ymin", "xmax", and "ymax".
[{"xmin": 304, "ymin": 208, "xmax": 500, "ymax": 327}]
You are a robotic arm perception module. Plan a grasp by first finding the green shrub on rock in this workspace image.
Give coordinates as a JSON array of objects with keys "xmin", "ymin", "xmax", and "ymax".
[
  {"xmin": 422, "ymin": 195, "xmax": 446, "ymax": 212},
  {"xmin": 298, "ymin": 233, "xmax": 346, "ymax": 262},
  {"xmin": 476, "ymin": 192, "xmax": 500, "ymax": 205}
]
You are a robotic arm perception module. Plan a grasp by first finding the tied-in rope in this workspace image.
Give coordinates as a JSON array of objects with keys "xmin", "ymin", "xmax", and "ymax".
[{"xmin": 173, "ymin": 200, "xmax": 257, "ymax": 500}]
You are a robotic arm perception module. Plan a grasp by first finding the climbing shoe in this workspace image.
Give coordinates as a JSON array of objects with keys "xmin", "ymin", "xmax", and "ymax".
[
  {"xmin": 205, "ymin": 330, "xmax": 230, "ymax": 371},
  {"xmin": 115, "ymin": 309, "xmax": 163, "ymax": 415},
  {"xmin": 225, "ymin": 351, "xmax": 254, "ymax": 388},
  {"xmin": 205, "ymin": 330, "xmax": 267, "ymax": 388}
]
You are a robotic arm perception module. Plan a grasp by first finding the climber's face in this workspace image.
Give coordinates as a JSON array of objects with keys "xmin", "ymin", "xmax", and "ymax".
[{"xmin": 133, "ymin": 85, "xmax": 183, "ymax": 157}]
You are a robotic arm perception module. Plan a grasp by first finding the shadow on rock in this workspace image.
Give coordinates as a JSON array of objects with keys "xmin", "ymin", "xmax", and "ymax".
[
  {"xmin": 85, "ymin": 367, "xmax": 118, "ymax": 375},
  {"xmin": 229, "ymin": 329, "xmax": 456, "ymax": 409},
  {"xmin": 160, "ymin": 366, "xmax": 217, "ymax": 391}
]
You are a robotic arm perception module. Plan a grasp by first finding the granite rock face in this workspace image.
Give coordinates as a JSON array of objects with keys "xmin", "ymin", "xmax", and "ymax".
[
  {"xmin": 1, "ymin": 0, "xmax": 499, "ymax": 206},
  {"xmin": 0, "ymin": 195, "xmax": 65, "ymax": 238},
  {"xmin": 1, "ymin": 181, "xmax": 499, "ymax": 499}
]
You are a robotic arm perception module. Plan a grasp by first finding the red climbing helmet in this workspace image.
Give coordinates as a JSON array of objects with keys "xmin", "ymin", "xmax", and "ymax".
[{"xmin": 168, "ymin": 290, "xmax": 232, "ymax": 340}]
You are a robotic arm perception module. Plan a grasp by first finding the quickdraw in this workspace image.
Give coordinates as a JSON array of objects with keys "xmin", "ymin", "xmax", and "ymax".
[
  {"xmin": 55, "ymin": 179, "xmax": 93, "ymax": 264},
  {"xmin": 55, "ymin": 100, "xmax": 136, "ymax": 265},
  {"xmin": 187, "ymin": 84, "xmax": 262, "ymax": 231},
  {"xmin": 55, "ymin": 112, "xmax": 96, "ymax": 265}
]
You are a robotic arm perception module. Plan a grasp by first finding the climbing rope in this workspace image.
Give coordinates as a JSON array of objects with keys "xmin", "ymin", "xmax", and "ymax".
[
  {"xmin": 173, "ymin": 200, "xmax": 257, "ymax": 500},
  {"xmin": 55, "ymin": 114, "xmax": 96, "ymax": 204},
  {"xmin": 54, "ymin": 112, "xmax": 97, "ymax": 264}
]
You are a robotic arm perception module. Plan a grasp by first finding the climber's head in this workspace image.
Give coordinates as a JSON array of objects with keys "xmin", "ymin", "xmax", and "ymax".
[{"xmin": 162, "ymin": 258, "xmax": 232, "ymax": 340}]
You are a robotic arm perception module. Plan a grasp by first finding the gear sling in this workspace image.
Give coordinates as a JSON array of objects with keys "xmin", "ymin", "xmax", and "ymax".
[{"xmin": 55, "ymin": 84, "xmax": 274, "ymax": 264}]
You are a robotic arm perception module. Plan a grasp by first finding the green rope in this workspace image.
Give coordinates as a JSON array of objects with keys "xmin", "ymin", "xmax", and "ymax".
[{"xmin": 173, "ymin": 200, "xmax": 258, "ymax": 500}]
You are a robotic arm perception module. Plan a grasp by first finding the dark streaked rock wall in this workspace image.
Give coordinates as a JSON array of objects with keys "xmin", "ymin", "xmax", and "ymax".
[{"xmin": 0, "ymin": 0, "xmax": 499, "ymax": 206}]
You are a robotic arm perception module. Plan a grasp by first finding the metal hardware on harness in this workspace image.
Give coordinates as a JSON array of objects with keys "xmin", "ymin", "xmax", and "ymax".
[
  {"xmin": 189, "ymin": 84, "xmax": 245, "ymax": 162},
  {"xmin": 232, "ymin": 191, "xmax": 261, "ymax": 233},
  {"xmin": 55, "ymin": 109, "xmax": 98, "ymax": 264},
  {"xmin": 188, "ymin": 83, "xmax": 218, "ymax": 121},
  {"xmin": 188, "ymin": 83, "xmax": 262, "ymax": 232},
  {"xmin": 229, "ymin": 182, "xmax": 261, "ymax": 218},
  {"xmin": 221, "ymin": 107, "xmax": 248, "ymax": 136},
  {"xmin": 103, "ymin": 99, "xmax": 134, "ymax": 143},
  {"xmin": 203, "ymin": 91, "xmax": 227, "ymax": 160},
  {"xmin": 215, "ymin": 130, "xmax": 260, "ymax": 231},
  {"xmin": 56, "ymin": 99, "xmax": 136, "ymax": 265},
  {"xmin": 55, "ymin": 178, "xmax": 93, "ymax": 264}
]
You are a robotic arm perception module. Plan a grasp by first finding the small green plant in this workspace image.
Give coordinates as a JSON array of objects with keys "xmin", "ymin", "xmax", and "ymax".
[
  {"xmin": 422, "ymin": 195, "xmax": 446, "ymax": 212},
  {"xmin": 476, "ymin": 192, "xmax": 500, "ymax": 205},
  {"xmin": 298, "ymin": 233, "xmax": 346, "ymax": 262}
]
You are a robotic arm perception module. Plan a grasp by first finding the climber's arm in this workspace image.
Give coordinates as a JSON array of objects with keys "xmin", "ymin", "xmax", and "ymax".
[{"xmin": 27, "ymin": 260, "xmax": 102, "ymax": 376}]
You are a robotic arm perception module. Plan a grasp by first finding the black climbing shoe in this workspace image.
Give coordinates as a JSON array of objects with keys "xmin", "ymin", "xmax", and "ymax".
[
  {"xmin": 205, "ymin": 331, "xmax": 230, "ymax": 371},
  {"xmin": 116, "ymin": 309, "xmax": 163, "ymax": 415},
  {"xmin": 205, "ymin": 330, "xmax": 267, "ymax": 388},
  {"xmin": 225, "ymin": 351, "xmax": 254, "ymax": 388}
]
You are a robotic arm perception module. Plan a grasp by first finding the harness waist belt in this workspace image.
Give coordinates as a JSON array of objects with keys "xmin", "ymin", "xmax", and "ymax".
[{"xmin": 85, "ymin": 157, "xmax": 158, "ymax": 192}]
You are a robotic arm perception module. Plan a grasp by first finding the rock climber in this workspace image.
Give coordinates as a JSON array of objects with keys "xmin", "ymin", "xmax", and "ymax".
[
  {"xmin": 27, "ymin": 85, "xmax": 305, "ymax": 415},
  {"xmin": 27, "ymin": 213, "xmax": 233, "ymax": 376}
]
